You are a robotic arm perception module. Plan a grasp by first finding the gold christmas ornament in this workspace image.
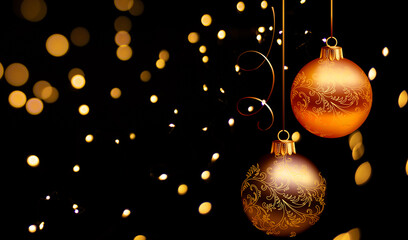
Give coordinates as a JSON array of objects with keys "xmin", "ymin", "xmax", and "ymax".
[
  {"xmin": 290, "ymin": 44, "xmax": 373, "ymax": 138},
  {"xmin": 241, "ymin": 132, "xmax": 326, "ymax": 237}
]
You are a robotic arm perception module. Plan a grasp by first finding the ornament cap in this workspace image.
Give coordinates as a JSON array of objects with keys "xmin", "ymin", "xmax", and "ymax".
[
  {"xmin": 320, "ymin": 46, "xmax": 343, "ymax": 61},
  {"xmin": 271, "ymin": 139, "xmax": 296, "ymax": 156}
]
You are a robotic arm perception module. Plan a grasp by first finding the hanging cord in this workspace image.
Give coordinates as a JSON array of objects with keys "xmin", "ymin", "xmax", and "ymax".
[
  {"xmin": 330, "ymin": 0, "xmax": 333, "ymax": 37},
  {"xmin": 281, "ymin": 0, "xmax": 286, "ymax": 131}
]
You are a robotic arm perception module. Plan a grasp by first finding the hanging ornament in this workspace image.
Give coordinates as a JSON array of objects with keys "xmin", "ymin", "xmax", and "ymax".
[
  {"xmin": 290, "ymin": 0, "xmax": 372, "ymax": 138},
  {"xmin": 241, "ymin": 131, "xmax": 327, "ymax": 237}
]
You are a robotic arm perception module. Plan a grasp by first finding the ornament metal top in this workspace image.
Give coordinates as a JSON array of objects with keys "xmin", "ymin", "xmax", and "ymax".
[{"xmin": 290, "ymin": 39, "xmax": 373, "ymax": 138}]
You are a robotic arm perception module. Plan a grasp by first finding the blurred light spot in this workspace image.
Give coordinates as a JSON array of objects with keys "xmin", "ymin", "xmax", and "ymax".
[
  {"xmin": 114, "ymin": 0, "xmax": 134, "ymax": 11},
  {"xmin": 398, "ymin": 90, "xmax": 407, "ymax": 108},
  {"xmin": 277, "ymin": 38, "xmax": 282, "ymax": 45},
  {"xmin": 178, "ymin": 184, "xmax": 188, "ymax": 195},
  {"xmin": 211, "ymin": 153, "xmax": 220, "ymax": 162},
  {"xmin": 258, "ymin": 26, "xmax": 266, "ymax": 33},
  {"xmin": 115, "ymin": 31, "xmax": 131, "ymax": 46},
  {"xmin": 27, "ymin": 155, "xmax": 39, "ymax": 167},
  {"xmin": 217, "ymin": 30, "xmax": 226, "ymax": 39},
  {"xmin": 129, "ymin": 132, "xmax": 136, "ymax": 140},
  {"xmin": 382, "ymin": 47, "xmax": 389, "ymax": 57},
  {"xmin": 235, "ymin": 64, "xmax": 240, "ymax": 72},
  {"xmin": 188, "ymin": 32, "xmax": 200, "ymax": 44},
  {"xmin": 201, "ymin": 170, "xmax": 210, "ymax": 180},
  {"xmin": 236, "ymin": 1, "xmax": 245, "ymax": 12},
  {"xmin": 355, "ymin": 161, "xmax": 372, "ymax": 186},
  {"xmin": 256, "ymin": 34, "xmax": 262, "ymax": 43},
  {"xmin": 150, "ymin": 95, "xmax": 158, "ymax": 103},
  {"xmin": 85, "ymin": 134, "xmax": 94, "ymax": 143},
  {"xmin": 261, "ymin": 0, "xmax": 268, "ymax": 9},
  {"xmin": 406, "ymin": 159, "xmax": 408, "ymax": 176},
  {"xmin": 201, "ymin": 14, "xmax": 212, "ymax": 27},
  {"xmin": 78, "ymin": 104, "xmax": 90, "ymax": 115},
  {"xmin": 5, "ymin": 63, "xmax": 29, "ymax": 87},
  {"xmin": 347, "ymin": 228, "xmax": 361, "ymax": 240},
  {"xmin": 158, "ymin": 173, "xmax": 167, "ymax": 181},
  {"xmin": 198, "ymin": 202, "xmax": 212, "ymax": 215},
  {"xmin": 73, "ymin": 164, "xmax": 80, "ymax": 172},
  {"xmin": 68, "ymin": 68, "xmax": 84, "ymax": 80},
  {"xmin": 33, "ymin": 80, "xmax": 51, "ymax": 99},
  {"xmin": 26, "ymin": 98, "xmax": 43, "ymax": 115},
  {"xmin": 122, "ymin": 209, "xmax": 131, "ymax": 218},
  {"xmin": 169, "ymin": 123, "xmax": 175, "ymax": 128},
  {"xmin": 116, "ymin": 45, "xmax": 133, "ymax": 61},
  {"xmin": 9, "ymin": 90, "xmax": 27, "ymax": 108},
  {"xmin": 70, "ymin": 27, "xmax": 90, "ymax": 47},
  {"xmin": 348, "ymin": 130, "xmax": 363, "ymax": 150},
  {"xmin": 352, "ymin": 142, "xmax": 365, "ymax": 160},
  {"xmin": 0, "ymin": 62, "xmax": 3, "ymax": 79},
  {"xmin": 220, "ymin": 88, "xmax": 225, "ymax": 94},
  {"xmin": 368, "ymin": 67, "xmax": 376, "ymax": 81},
  {"xmin": 202, "ymin": 55, "xmax": 209, "ymax": 63},
  {"xmin": 129, "ymin": 0, "xmax": 144, "ymax": 16},
  {"xmin": 202, "ymin": 127, "xmax": 208, "ymax": 132},
  {"xmin": 115, "ymin": 139, "xmax": 120, "ymax": 144},
  {"xmin": 39, "ymin": 222, "xmax": 44, "ymax": 230},
  {"xmin": 71, "ymin": 74, "xmax": 85, "ymax": 89},
  {"xmin": 28, "ymin": 224, "xmax": 37, "ymax": 233},
  {"xmin": 72, "ymin": 204, "xmax": 78, "ymax": 209},
  {"xmin": 74, "ymin": 209, "xmax": 79, "ymax": 214},
  {"xmin": 159, "ymin": 49, "xmax": 170, "ymax": 62},
  {"xmin": 248, "ymin": 106, "xmax": 254, "ymax": 112},
  {"xmin": 228, "ymin": 118, "xmax": 235, "ymax": 127},
  {"xmin": 140, "ymin": 70, "xmax": 151, "ymax": 82},
  {"xmin": 173, "ymin": 109, "xmax": 178, "ymax": 114},
  {"xmin": 199, "ymin": 45, "xmax": 207, "ymax": 54},
  {"xmin": 114, "ymin": 16, "xmax": 132, "ymax": 32},
  {"xmin": 156, "ymin": 59, "xmax": 165, "ymax": 69},
  {"xmin": 43, "ymin": 87, "xmax": 58, "ymax": 103},
  {"xmin": 110, "ymin": 87, "xmax": 122, "ymax": 99},
  {"xmin": 291, "ymin": 131, "xmax": 301, "ymax": 142},
  {"xmin": 133, "ymin": 235, "xmax": 146, "ymax": 240},
  {"xmin": 202, "ymin": 84, "xmax": 208, "ymax": 92},
  {"xmin": 46, "ymin": 34, "xmax": 69, "ymax": 57},
  {"xmin": 20, "ymin": 0, "xmax": 47, "ymax": 22},
  {"xmin": 300, "ymin": 0, "xmax": 306, "ymax": 4}
]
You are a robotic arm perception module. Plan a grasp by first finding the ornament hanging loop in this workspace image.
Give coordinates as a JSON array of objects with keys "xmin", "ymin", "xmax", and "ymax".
[
  {"xmin": 326, "ymin": 36, "xmax": 337, "ymax": 47},
  {"xmin": 277, "ymin": 129, "xmax": 290, "ymax": 141}
]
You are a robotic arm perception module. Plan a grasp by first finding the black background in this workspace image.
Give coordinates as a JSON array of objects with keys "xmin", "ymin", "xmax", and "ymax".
[{"xmin": 1, "ymin": 0, "xmax": 406, "ymax": 239}]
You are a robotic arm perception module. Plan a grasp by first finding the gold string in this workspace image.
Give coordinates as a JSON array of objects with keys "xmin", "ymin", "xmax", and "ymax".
[
  {"xmin": 330, "ymin": 0, "xmax": 334, "ymax": 37},
  {"xmin": 282, "ymin": 0, "xmax": 286, "ymax": 131}
]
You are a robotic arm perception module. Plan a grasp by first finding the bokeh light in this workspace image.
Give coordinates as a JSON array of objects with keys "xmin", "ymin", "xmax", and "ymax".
[
  {"xmin": 85, "ymin": 134, "xmax": 94, "ymax": 143},
  {"xmin": 114, "ymin": 0, "xmax": 134, "ymax": 11},
  {"xmin": 78, "ymin": 104, "xmax": 90, "ymax": 115},
  {"xmin": 68, "ymin": 68, "xmax": 85, "ymax": 80},
  {"xmin": 133, "ymin": 235, "xmax": 146, "ymax": 240},
  {"xmin": 129, "ymin": 0, "xmax": 144, "ymax": 16},
  {"xmin": 201, "ymin": 14, "xmax": 212, "ymax": 27},
  {"xmin": 26, "ymin": 98, "xmax": 44, "ymax": 115},
  {"xmin": 70, "ymin": 27, "xmax": 90, "ymax": 47},
  {"xmin": 355, "ymin": 161, "xmax": 372, "ymax": 186},
  {"xmin": 46, "ymin": 34, "xmax": 69, "ymax": 57},
  {"xmin": 5, "ymin": 63, "xmax": 29, "ymax": 87},
  {"xmin": 156, "ymin": 59, "xmax": 165, "ymax": 69},
  {"xmin": 115, "ymin": 31, "xmax": 131, "ymax": 46},
  {"xmin": 150, "ymin": 95, "xmax": 158, "ymax": 103},
  {"xmin": 71, "ymin": 74, "xmax": 86, "ymax": 89},
  {"xmin": 201, "ymin": 170, "xmax": 211, "ymax": 180},
  {"xmin": 398, "ymin": 90, "xmax": 407, "ymax": 108},
  {"xmin": 198, "ymin": 202, "xmax": 212, "ymax": 215},
  {"xmin": 122, "ymin": 209, "xmax": 131, "ymax": 218},
  {"xmin": 20, "ymin": 0, "xmax": 47, "ymax": 22},
  {"xmin": 291, "ymin": 131, "xmax": 301, "ymax": 142},
  {"xmin": 140, "ymin": 70, "xmax": 151, "ymax": 82},
  {"xmin": 158, "ymin": 173, "xmax": 167, "ymax": 181},
  {"xmin": 116, "ymin": 45, "xmax": 133, "ymax": 61},
  {"xmin": 114, "ymin": 16, "xmax": 132, "ymax": 32},
  {"xmin": 178, "ymin": 184, "xmax": 188, "ymax": 195},
  {"xmin": 33, "ymin": 80, "xmax": 51, "ymax": 99},
  {"xmin": 236, "ymin": 1, "xmax": 245, "ymax": 12},
  {"xmin": 159, "ymin": 49, "xmax": 170, "ymax": 62},
  {"xmin": 9, "ymin": 90, "xmax": 27, "ymax": 108},
  {"xmin": 73, "ymin": 164, "xmax": 80, "ymax": 172},
  {"xmin": 368, "ymin": 67, "xmax": 376, "ymax": 81},
  {"xmin": 188, "ymin": 32, "xmax": 200, "ymax": 44},
  {"xmin": 28, "ymin": 224, "xmax": 37, "ymax": 233},
  {"xmin": 27, "ymin": 155, "xmax": 40, "ymax": 167},
  {"xmin": 382, "ymin": 47, "xmax": 389, "ymax": 57},
  {"xmin": 110, "ymin": 87, "xmax": 122, "ymax": 99},
  {"xmin": 217, "ymin": 30, "xmax": 226, "ymax": 40},
  {"xmin": 211, "ymin": 153, "xmax": 220, "ymax": 162}
]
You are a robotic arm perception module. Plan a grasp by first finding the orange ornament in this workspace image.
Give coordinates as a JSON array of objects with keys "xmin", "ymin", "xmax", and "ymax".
[{"xmin": 290, "ymin": 45, "xmax": 373, "ymax": 138}]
